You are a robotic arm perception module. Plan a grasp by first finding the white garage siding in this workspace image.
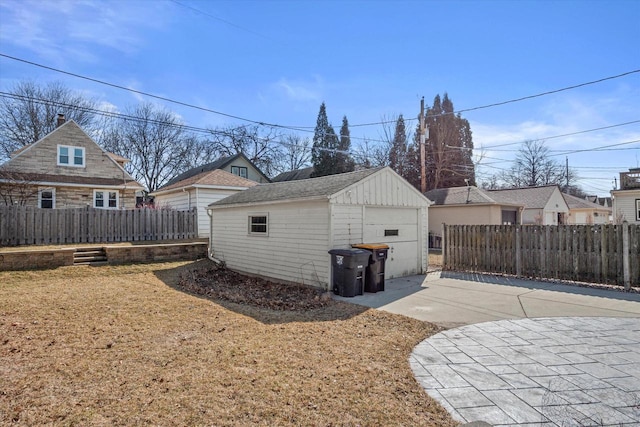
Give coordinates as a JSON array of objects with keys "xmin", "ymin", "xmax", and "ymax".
[{"xmin": 210, "ymin": 200, "xmax": 331, "ymax": 287}]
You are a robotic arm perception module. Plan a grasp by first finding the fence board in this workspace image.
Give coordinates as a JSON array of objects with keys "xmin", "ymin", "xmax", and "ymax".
[
  {"xmin": 0, "ymin": 206, "xmax": 197, "ymax": 247},
  {"xmin": 443, "ymin": 223, "xmax": 639, "ymax": 287}
]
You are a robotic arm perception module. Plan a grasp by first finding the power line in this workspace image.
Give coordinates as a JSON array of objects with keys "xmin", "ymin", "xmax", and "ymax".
[
  {"xmin": 478, "ymin": 120, "xmax": 640, "ymax": 150},
  {"xmin": 2, "ymin": 53, "xmax": 638, "ymax": 131}
]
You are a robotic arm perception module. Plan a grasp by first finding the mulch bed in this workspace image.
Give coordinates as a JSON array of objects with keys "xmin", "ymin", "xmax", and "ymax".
[{"xmin": 179, "ymin": 264, "xmax": 333, "ymax": 311}]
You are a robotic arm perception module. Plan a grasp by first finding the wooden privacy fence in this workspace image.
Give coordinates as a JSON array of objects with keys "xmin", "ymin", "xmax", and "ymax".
[
  {"xmin": 0, "ymin": 206, "xmax": 197, "ymax": 246},
  {"xmin": 443, "ymin": 223, "xmax": 639, "ymax": 288}
]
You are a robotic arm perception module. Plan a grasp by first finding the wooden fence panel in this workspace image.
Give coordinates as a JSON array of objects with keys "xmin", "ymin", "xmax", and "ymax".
[
  {"xmin": 0, "ymin": 206, "xmax": 197, "ymax": 247},
  {"xmin": 443, "ymin": 223, "xmax": 639, "ymax": 287}
]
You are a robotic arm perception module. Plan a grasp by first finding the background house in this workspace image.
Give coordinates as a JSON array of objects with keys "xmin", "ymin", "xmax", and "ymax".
[
  {"xmin": 163, "ymin": 153, "xmax": 270, "ymax": 188},
  {"xmin": 612, "ymin": 168, "xmax": 640, "ymax": 224},
  {"xmin": 486, "ymin": 185, "xmax": 569, "ymax": 225},
  {"xmin": 0, "ymin": 117, "xmax": 144, "ymax": 209},
  {"xmin": 424, "ymin": 186, "xmax": 523, "ymax": 239},
  {"xmin": 150, "ymin": 169, "xmax": 257, "ymax": 237},
  {"xmin": 562, "ymin": 192, "xmax": 612, "ymax": 224},
  {"xmin": 207, "ymin": 167, "xmax": 432, "ymax": 289},
  {"xmin": 272, "ymin": 166, "xmax": 314, "ymax": 182}
]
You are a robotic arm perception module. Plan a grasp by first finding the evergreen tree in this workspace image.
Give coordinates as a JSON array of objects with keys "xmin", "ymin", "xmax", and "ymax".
[
  {"xmin": 423, "ymin": 93, "xmax": 475, "ymax": 191},
  {"xmin": 311, "ymin": 103, "xmax": 347, "ymax": 177},
  {"xmin": 337, "ymin": 115, "xmax": 355, "ymax": 173},
  {"xmin": 388, "ymin": 114, "xmax": 408, "ymax": 177}
]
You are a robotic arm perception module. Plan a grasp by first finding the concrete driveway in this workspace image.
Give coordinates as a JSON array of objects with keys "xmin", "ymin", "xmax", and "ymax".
[
  {"xmin": 334, "ymin": 271, "xmax": 640, "ymax": 328},
  {"xmin": 335, "ymin": 273, "xmax": 640, "ymax": 426}
]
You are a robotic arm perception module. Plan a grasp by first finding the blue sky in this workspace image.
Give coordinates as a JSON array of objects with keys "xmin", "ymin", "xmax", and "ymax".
[{"xmin": 0, "ymin": 0, "xmax": 638, "ymax": 195}]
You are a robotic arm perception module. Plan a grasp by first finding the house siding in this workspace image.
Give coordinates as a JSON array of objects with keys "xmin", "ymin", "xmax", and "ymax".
[
  {"xmin": 7, "ymin": 122, "xmax": 128, "ymax": 180},
  {"xmin": 210, "ymin": 200, "xmax": 330, "ymax": 287},
  {"xmin": 11, "ymin": 185, "xmax": 136, "ymax": 209},
  {"xmin": 428, "ymin": 205, "xmax": 502, "ymax": 236},
  {"xmin": 612, "ymin": 189, "xmax": 640, "ymax": 224},
  {"xmin": 220, "ymin": 157, "xmax": 269, "ymax": 183}
]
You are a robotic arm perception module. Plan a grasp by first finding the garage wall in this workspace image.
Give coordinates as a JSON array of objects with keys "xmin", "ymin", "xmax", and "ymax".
[
  {"xmin": 331, "ymin": 204, "xmax": 364, "ymax": 248},
  {"xmin": 428, "ymin": 205, "xmax": 501, "ymax": 236},
  {"xmin": 210, "ymin": 200, "xmax": 331, "ymax": 288},
  {"xmin": 195, "ymin": 188, "xmax": 238, "ymax": 237}
]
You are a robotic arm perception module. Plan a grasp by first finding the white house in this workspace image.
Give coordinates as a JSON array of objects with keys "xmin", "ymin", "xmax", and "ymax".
[
  {"xmin": 487, "ymin": 185, "xmax": 570, "ymax": 225},
  {"xmin": 207, "ymin": 167, "xmax": 432, "ymax": 290},
  {"xmin": 612, "ymin": 168, "xmax": 640, "ymax": 224},
  {"xmin": 151, "ymin": 169, "xmax": 257, "ymax": 237},
  {"xmin": 562, "ymin": 192, "xmax": 611, "ymax": 224}
]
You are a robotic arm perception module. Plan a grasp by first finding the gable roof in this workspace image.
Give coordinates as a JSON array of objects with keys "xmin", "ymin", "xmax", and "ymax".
[
  {"xmin": 272, "ymin": 166, "xmax": 314, "ymax": 182},
  {"xmin": 487, "ymin": 185, "xmax": 561, "ymax": 209},
  {"xmin": 425, "ymin": 186, "xmax": 521, "ymax": 206},
  {"xmin": 151, "ymin": 169, "xmax": 257, "ymax": 194},
  {"xmin": 1, "ymin": 120, "xmax": 143, "ymax": 190},
  {"xmin": 163, "ymin": 153, "xmax": 269, "ymax": 187},
  {"xmin": 209, "ymin": 167, "xmax": 383, "ymax": 207},
  {"xmin": 563, "ymin": 192, "xmax": 612, "ymax": 211}
]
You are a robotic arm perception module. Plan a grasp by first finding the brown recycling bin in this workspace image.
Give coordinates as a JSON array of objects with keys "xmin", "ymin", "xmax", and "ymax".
[{"xmin": 351, "ymin": 243, "xmax": 389, "ymax": 293}]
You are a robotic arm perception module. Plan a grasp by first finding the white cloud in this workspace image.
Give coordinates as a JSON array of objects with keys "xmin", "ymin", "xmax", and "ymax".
[
  {"xmin": 268, "ymin": 76, "xmax": 324, "ymax": 104},
  {"xmin": 0, "ymin": 0, "xmax": 170, "ymax": 64}
]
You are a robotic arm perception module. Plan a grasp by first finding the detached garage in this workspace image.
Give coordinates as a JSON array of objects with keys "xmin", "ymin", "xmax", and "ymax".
[{"xmin": 207, "ymin": 167, "xmax": 432, "ymax": 290}]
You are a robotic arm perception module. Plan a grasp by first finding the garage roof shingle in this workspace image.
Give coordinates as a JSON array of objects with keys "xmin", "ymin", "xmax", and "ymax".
[{"xmin": 209, "ymin": 167, "xmax": 382, "ymax": 207}]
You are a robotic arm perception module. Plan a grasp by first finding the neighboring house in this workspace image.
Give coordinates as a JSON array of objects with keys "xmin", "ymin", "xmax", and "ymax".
[
  {"xmin": 586, "ymin": 195, "xmax": 612, "ymax": 208},
  {"xmin": 207, "ymin": 167, "xmax": 432, "ymax": 289},
  {"xmin": 163, "ymin": 153, "xmax": 270, "ymax": 188},
  {"xmin": 272, "ymin": 166, "xmax": 314, "ymax": 182},
  {"xmin": 424, "ymin": 186, "xmax": 523, "ymax": 238},
  {"xmin": 611, "ymin": 168, "xmax": 640, "ymax": 224},
  {"xmin": 486, "ymin": 185, "xmax": 570, "ymax": 225},
  {"xmin": 150, "ymin": 169, "xmax": 257, "ymax": 237},
  {"xmin": 0, "ymin": 116, "xmax": 144, "ymax": 209},
  {"xmin": 562, "ymin": 192, "xmax": 612, "ymax": 225}
]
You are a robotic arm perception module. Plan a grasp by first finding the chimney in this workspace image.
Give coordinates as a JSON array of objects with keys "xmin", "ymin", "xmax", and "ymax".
[{"xmin": 56, "ymin": 114, "xmax": 66, "ymax": 127}]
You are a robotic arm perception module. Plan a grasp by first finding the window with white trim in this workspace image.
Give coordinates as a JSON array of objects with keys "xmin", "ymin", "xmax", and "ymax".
[
  {"xmin": 38, "ymin": 188, "xmax": 55, "ymax": 209},
  {"xmin": 636, "ymin": 199, "xmax": 640, "ymax": 221},
  {"xmin": 57, "ymin": 145, "xmax": 85, "ymax": 167},
  {"xmin": 94, "ymin": 190, "xmax": 118, "ymax": 209},
  {"xmin": 248, "ymin": 214, "xmax": 268, "ymax": 235},
  {"xmin": 231, "ymin": 166, "xmax": 248, "ymax": 178}
]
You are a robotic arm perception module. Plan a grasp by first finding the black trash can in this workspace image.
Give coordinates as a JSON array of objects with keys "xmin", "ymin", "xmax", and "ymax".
[
  {"xmin": 328, "ymin": 248, "xmax": 370, "ymax": 297},
  {"xmin": 351, "ymin": 243, "xmax": 389, "ymax": 293}
]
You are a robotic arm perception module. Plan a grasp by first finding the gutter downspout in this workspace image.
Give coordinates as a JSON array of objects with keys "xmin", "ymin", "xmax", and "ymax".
[{"xmin": 206, "ymin": 207, "xmax": 224, "ymax": 265}]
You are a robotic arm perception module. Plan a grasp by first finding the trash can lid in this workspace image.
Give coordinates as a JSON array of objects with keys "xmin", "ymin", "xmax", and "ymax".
[
  {"xmin": 329, "ymin": 248, "xmax": 369, "ymax": 256},
  {"xmin": 351, "ymin": 243, "xmax": 390, "ymax": 250}
]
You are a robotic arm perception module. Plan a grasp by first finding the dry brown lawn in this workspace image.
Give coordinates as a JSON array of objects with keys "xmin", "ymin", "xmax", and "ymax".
[{"xmin": 0, "ymin": 261, "xmax": 456, "ymax": 426}]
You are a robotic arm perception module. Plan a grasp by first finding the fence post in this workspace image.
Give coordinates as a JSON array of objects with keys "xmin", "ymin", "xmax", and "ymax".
[
  {"xmin": 515, "ymin": 225, "xmax": 522, "ymax": 277},
  {"xmin": 623, "ymin": 221, "xmax": 630, "ymax": 290},
  {"xmin": 442, "ymin": 223, "xmax": 447, "ymax": 269}
]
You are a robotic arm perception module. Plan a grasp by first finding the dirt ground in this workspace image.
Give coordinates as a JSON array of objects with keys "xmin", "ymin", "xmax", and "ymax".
[{"xmin": 0, "ymin": 260, "xmax": 456, "ymax": 426}]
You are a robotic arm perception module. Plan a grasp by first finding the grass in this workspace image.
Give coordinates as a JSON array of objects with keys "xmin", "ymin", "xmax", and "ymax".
[{"xmin": 0, "ymin": 261, "xmax": 456, "ymax": 426}]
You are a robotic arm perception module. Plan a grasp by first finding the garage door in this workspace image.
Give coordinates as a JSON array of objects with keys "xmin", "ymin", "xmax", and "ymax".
[{"xmin": 363, "ymin": 207, "xmax": 420, "ymax": 279}]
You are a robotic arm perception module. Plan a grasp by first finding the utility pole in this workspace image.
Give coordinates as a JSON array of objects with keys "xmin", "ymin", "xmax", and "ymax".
[
  {"xmin": 419, "ymin": 97, "xmax": 426, "ymax": 193},
  {"xmin": 565, "ymin": 156, "xmax": 569, "ymax": 191}
]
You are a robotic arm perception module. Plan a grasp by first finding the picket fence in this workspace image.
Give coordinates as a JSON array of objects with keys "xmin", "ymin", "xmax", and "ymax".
[
  {"xmin": 0, "ymin": 206, "xmax": 197, "ymax": 246},
  {"xmin": 443, "ymin": 223, "xmax": 639, "ymax": 288}
]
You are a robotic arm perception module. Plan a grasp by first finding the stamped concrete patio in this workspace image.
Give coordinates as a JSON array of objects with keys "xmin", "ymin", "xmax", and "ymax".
[{"xmin": 335, "ymin": 271, "xmax": 640, "ymax": 426}]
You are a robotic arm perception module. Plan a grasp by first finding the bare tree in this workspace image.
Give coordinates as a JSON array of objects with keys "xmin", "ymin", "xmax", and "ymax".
[
  {"xmin": 205, "ymin": 125, "xmax": 281, "ymax": 177},
  {"xmin": 352, "ymin": 138, "xmax": 389, "ymax": 168},
  {"xmin": 0, "ymin": 80, "xmax": 99, "ymax": 160},
  {"xmin": 101, "ymin": 103, "xmax": 196, "ymax": 191},
  {"xmin": 273, "ymin": 134, "xmax": 312, "ymax": 173},
  {"xmin": 501, "ymin": 140, "xmax": 569, "ymax": 188},
  {"xmin": 0, "ymin": 167, "xmax": 40, "ymax": 206}
]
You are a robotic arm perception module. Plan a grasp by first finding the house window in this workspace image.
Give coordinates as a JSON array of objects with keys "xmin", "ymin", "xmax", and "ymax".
[
  {"xmin": 38, "ymin": 188, "xmax": 55, "ymax": 209},
  {"xmin": 249, "ymin": 214, "xmax": 268, "ymax": 235},
  {"xmin": 231, "ymin": 166, "xmax": 248, "ymax": 178},
  {"xmin": 636, "ymin": 199, "xmax": 640, "ymax": 221},
  {"xmin": 94, "ymin": 190, "xmax": 118, "ymax": 209},
  {"xmin": 58, "ymin": 145, "xmax": 85, "ymax": 167}
]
